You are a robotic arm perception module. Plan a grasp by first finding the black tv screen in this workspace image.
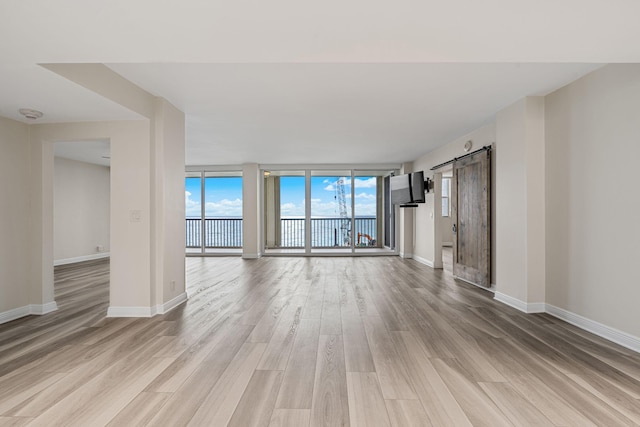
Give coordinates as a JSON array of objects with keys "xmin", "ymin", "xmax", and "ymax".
[{"xmin": 390, "ymin": 171, "xmax": 426, "ymax": 206}]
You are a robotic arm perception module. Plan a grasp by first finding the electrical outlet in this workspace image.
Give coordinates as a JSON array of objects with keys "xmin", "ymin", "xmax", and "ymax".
[
  {"xmin": 129, "ymin": 210, "xmax": 142, "ymax": 223},
  {"xmin": 96, "ymin": 245, "xmax": 104, "ymax": 252}
]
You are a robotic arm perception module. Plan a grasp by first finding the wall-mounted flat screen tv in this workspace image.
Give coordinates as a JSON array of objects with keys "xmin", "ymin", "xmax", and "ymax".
[{"xmin": 390, "ymin": 171, "xmax": 426, "ymax": 207}]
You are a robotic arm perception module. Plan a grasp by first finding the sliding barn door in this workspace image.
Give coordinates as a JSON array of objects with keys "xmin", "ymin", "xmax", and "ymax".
[{"xmin": 452, "ymin": 150, "xmax": 491, "ymax": 287}]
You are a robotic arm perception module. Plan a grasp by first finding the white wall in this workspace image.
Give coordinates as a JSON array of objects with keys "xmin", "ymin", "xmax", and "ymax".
[
  {"xmin": 401, "ymin": 65, "xmax": 640, "ymax": 346},
  {"xmin": 23, "ymin": 109, "xmax": 185, "ymax": 318},
  {"xmin": 152, "ymin": 98, "xmax": 186, "ymax": 307},
  {"xmin": 242, "ymin": 163, "xmax": 261, "ymax": 258},
  {"xmin": 54, "ymin": 156, "xmax": 110, "ymax": 264},
  {"xmin": 494, "ymin": 97, "xmax": 546, "ymax": 307},
  {"xmin": 29, "ymin": 121, "xmax": 153, "ymax": 311},
  {"xmin": 494, "ymin": 99, "xmax": 526, "ymax": 301},
  {"xmin": 0, "ymin": 117, "xmax": 31, "ymax": 317},
  {"xmin": 2, "ymin": 70, "xmax": 186, "ymax": 320},
  {"xmin": 397, "ymin": 162, "xmax": 414, "ymax": 258},
  {"xmin": 546, "ymin": 64, "xmax": 640, "ymax": 338},
  {"xmin": 525, "ymin": 98, "xmax": 546, "ymax": 304}
]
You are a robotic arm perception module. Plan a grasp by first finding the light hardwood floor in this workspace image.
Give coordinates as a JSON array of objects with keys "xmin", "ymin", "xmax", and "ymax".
[{"xmin": 1, "ymin": 256, "xmax": 640, "ymax": 426}]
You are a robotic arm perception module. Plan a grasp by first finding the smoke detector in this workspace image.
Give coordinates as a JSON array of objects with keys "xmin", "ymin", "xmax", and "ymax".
[{"xmin": 18, "ymin": 108, "xmax": 44, "ymax": 120}]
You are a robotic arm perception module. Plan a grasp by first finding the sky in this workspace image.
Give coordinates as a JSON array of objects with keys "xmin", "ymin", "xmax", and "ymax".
[{"xmin": 185, "ymin": 175, "xmax": 377, "ymax": 218}]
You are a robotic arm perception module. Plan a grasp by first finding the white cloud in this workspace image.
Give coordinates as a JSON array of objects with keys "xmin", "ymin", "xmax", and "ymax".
[
  {"xmin": 205, "ymin": 198, "xmax": 243, "ymax": 217},
  {"xmin": 355, "ymin": 192, "xmax": 376, "ymax": 200},
  {"xmin": 354, "ymin": 203, "xmax": 376, "ymax": 216},
  {"xmin": 185, "ymin": 191, "xmax": 201, "ymax": 217},
  {"xmin": 354, "ymin": 177, "xmax": 376, "ymax": 188},
  {"xmin": 281, "ymin": 202, "xmax": 304, "ymax": 217},
  {"xmin": 323, "ymin": 177, "xmax": 377, "ymax": 192},
  {"xmin": 185, "ymin": 191, "xmax": 245, "ymax": 218},
  {"xmin": 311, "ymin": 199, "xmax": 341, "ymax": 217}
]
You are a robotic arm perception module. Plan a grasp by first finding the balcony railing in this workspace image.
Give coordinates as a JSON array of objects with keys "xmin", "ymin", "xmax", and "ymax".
[
  {"xmin": 186, "ymin": 218, "xmax": 243, "ymax": 248},
  {"xmin": 186, "ymin": 217, "xmax": 377, "ymax": 249}
]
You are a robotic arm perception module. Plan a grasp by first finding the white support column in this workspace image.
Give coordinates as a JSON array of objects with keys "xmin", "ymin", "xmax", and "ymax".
[
  {"xmin": 433, "ymin": 173, "xmax": 443, "ymax": 269},
  {"xmin": 28, "ymin": 136, "xmax": 57, "ymax": 314},
  {"xmin": 242, "ymin": 163, "xmax": 261, "ymax": 258},
  {"xmin": 495, "ymin": 96, "xmax": 545, "ymax": 312},
  {"xmin": 150, "ymin": 98, "xmax": 186, "ymax": 314},
  {"xmin": 398, "ymin": 162, "xmax": 414, "ymax": 258},
  {"xmin": 305, "ymin": 170, "xmax": 311, "ymax": 254}
]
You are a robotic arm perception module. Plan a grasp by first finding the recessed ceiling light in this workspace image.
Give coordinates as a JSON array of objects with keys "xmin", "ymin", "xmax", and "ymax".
[{"xmin": 18, "ymin": 108, "xmax": 44, "ymax": 120}]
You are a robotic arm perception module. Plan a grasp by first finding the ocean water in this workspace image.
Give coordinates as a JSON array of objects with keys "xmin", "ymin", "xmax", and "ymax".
[{"xmin": 186, "ymin": 217, "xmax": 376, "ymax": 248}]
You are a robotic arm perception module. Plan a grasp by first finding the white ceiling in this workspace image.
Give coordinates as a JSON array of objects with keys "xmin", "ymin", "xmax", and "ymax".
[
  {"xmin": 2, "ymin": 0, "xmax": 640, "ymax": 166},
  {"xmin": 0, "ymin": 64, "xmax": 143, "ymax": 124},
  {"xmin": 108, "ymin": 63, "xmax": 600, "ymax": 165}
]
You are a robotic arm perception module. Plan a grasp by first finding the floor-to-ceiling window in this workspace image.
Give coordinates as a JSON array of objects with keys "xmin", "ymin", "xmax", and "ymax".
[
  {"xmin": 263, "ymin": 167, "xmax": 396, "ymax": 255},
  {"xmin": 311, "ymin": 170, "xmax": 352, "ymax": 249},
  {"xmin": 353, "ymin": 171, "xmax": 383, "ymax": 252},
  {"xmin": 185, "ymin": 172, "xmax": 203, "ymax": 254},
  {"xmin": 264, "ymin": 171, "xmax": 306, "ymax": 251},
  {"xmin": 185, "ymin": 170, "xmax": 243, "ymax": 254}
]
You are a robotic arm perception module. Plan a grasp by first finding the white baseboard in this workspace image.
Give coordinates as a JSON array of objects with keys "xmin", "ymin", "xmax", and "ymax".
[
  {"xmin": 1, "ymin": 302, "xmax": 59, "ymax": 324},
  {"xmin": 30, "ymin": 302, "xmax": 59, "ymax": 315},
  {"xmin": 545, "ymin": 304, "xmax": 640, "ymax": 353},
  {"xmin": 494, "ymin": 292, "xmax": 544, "ymax": 313},
  {"xmin": 107, "ymin": 292, "xmax": 188, "ymax": 318},
  {"xmin": 157, "ymin": 292, "xmax": 187, "ymax": 315},
  {"xmin": 412, "ymin": 255, "xmax": 434, "ymax": 268},
  {"xmin": 0, "ymin": 306, "xmax": 30, "ymax": 324},
  {"xmin": 107, "ymin": 306, "xmax": 154, "ymax": 318},
  {"xmin": 493, "ymin": 294, "xmax": 640, "ymax": 353},
  {"xmin": 242, "ymin": 253, "xmax": 261, "ymax": 259},
  {"xmin": 527, "ymin": 302, "xmax": 546, "ymax": 313},
  {"xmin": 54, "ymin": 252, "xmax": 110, "ymax": 266}
]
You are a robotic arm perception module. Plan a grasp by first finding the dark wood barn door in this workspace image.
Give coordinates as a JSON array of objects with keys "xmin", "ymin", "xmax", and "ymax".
[{"xmin": 452, "ymin": 150, "xmax": 491, "ymax": 287}]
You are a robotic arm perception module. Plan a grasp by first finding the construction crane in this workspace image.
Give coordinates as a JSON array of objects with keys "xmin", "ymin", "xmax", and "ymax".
[{"xmin": 335, "ymin": 177, "xmax": 350, "ymax": 246}]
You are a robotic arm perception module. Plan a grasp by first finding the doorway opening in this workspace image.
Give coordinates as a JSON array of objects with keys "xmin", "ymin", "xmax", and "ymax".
[
  {"xmin": 53, "ymin": 140, "xmax": 111, "ymax": 267},
  {"xmin": 53, "ymin": 139, "xmax": 111, "ymax": 314}
]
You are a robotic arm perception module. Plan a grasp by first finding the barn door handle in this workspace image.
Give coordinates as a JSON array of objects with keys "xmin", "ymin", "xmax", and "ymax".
[{"xmin": 452, "ymin": 224, "xmax": 457, "ymax": 233}]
